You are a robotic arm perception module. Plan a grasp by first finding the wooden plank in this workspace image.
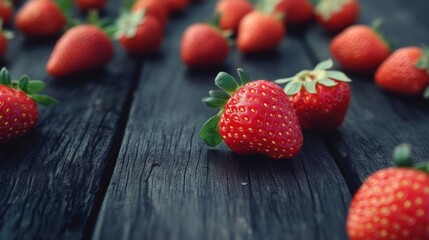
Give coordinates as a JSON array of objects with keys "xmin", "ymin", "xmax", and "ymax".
[
  {"xmin": 93, "ymin": 1, "xmax": 351, "ymax": 239},
  {"xmin": 0, "ymin": 2, "xmax": 140, "ymax": 239},
  {"xmin": 303, "ymin": 0, "xmax": 429, "ymax": 192}
]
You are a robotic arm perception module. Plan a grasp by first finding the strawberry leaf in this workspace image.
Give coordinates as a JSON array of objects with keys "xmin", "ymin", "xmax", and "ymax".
[
  {"xmin": 326, "ymin": 70, "xmax": 352, "ymax": 82},
  {"xmin": 237, "ymin": 68, "xmax": 249, "ymax": 85},
  {"xmin": 393, "ymin": 143, "xmax": 413, "ymax": 167},
  {"xmin": 274, "ymin": 77, "xmax": 295, "ymax": 84},
  {"xmin": 0, "ymin": 67, "xmax": 11, "ymax": 85},
  {"xmin": 29, "ymin": 95, "xmax": 59, "ymax": 107},
  {"xmin": 209, "ymin": 90, "xmax": 230, "ymax": 100},
  {"xmin": 27, "ymin": 81, "xmax": 46, "ymax": 94},
  {"xmin": 215, "ymin": 72, "xmax": 238, "ymax": 94},
  {"xmin": 424, "ymin": 87, "xmax": 429, "ymax": 99},
  {"xmin": 115, "ymin": 10, "xmax": 145, "ymax": 39},
  {"xmin": 18, "ymin": 75, "xmax": 29, "ymax": 92},
  {"xmin": 318, "ymin": 78, "xmax": 338, "ymax": 87},
  {"xmin": 303, "ymin": 81, "xmax": 317, "ymax": 94},
  {"xmin": 284, "ymin": 81, "xmax": 303, "ymax": 96},
  {"xmin": 314, "ymin": 59, "xmax": 333, "ymax": 70},
  {"xmin": 199, "ymin": 115, "xmax": 222, "ymax": 147},
  {"xmin": 415, "ymin": 162, "xmax": 429, "ymax": 174},
  {"xmin": 202, "ymin": 97, "xmax": 227, "ymax": 108}
]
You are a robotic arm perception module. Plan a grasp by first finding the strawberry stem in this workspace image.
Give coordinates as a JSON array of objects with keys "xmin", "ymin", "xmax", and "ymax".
[{"xmin": 393, "ymin": 144, "xmax": 413, "ymax": 167}]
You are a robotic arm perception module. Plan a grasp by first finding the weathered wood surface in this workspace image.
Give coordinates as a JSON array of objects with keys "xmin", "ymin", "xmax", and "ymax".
[{"xmin": 0, "ymin": 0, "xmax": 428, "ymax": 240}]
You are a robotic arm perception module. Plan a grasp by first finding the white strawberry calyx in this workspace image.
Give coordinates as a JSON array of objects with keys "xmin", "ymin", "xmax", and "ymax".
[
  {"xmin": 114, "ymin": 9, "xmax": 147, "ymax": 40},
  {"xmin": 416, "ymin": 47, "xmax": 429, "ymax": 99},
  {"xmin": 199, "ymin": 68, "xmax": 250, "ymax": 147},
  {"xmin": 0, "ymin": 68, "xmax": 58, "ymax": 107},
  {"xmin": 316, "ymin": 0, "xmax": 351, "ymax": 21},
  {"xmin": 393, "ymin": 144, "xmax": 429, "ymax": 174},
  {"xmin": 274, "ymin": 59, "xmax": 351, "ymax": 96}
]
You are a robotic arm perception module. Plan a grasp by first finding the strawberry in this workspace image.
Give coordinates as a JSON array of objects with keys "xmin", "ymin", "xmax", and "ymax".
[
  {"xmin": 376, "ymin": 47, "xmax": 429, "ymax": 98},
  {"xmin": 76, "ymin": 0, "xmax": 106, "ymax": 11},
  {"xmin": 15, "ymin": 0, "xmax": 68, "ymax": 38},
  {"xmin": 0, "ymin": 21, "xmax": 12, "ymax": 58},
  {"xmin": 275, "ymin": 59, "xmax": 352, "ymax": 130},
  {"xmin": 0, "ymin": 0, "xmax": 13, "ymax": 26},
  {"xmin": 275, "ymin": 0, "xmax": 313, "ymax": 27},
  {"xmin": 200, "ymin": 69, "xmax": 303, "ymax": 159},
  {"xmin": 164, "ymin": 0, "xmax": 189, "ymax": 13},
  {"xmin": 315, "ymin": 0, "xmax": 359, "ymax": 33},
  {"xmin": 237, "ymin": 10, "xmax": 285, "ymax": 53},
  {"xmin": 215, "ymin": 0, "xmax": 253, "ymax": 32},
  {"xmin": 330, "ymin": 21, "xmax": 391, "ymax": 73},
  {"xmin": 180, "ymin": 23, "xmax": 230, "ymax": 68},
  {"xmin": 132, "ymin": 0, "xmax": 169, "ymax": 28},
  {"xmin": 0, "ymin": 68, "xmax": 58, "ymax": 143},
  {"xmin": 347, "ymin": 144, "xmax": 429, "ymax": 240},
  {"xmin": 115, "ymin": 10, "xmax": 163, "ymax": 55},
  {"xmin": 46, "ymin": 12, "xmax": 113, "ymax": 78}
]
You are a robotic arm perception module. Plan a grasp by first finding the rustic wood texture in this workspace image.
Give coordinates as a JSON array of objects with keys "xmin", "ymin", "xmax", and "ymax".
[{"xmin": 303, "ymin": 0, "xmax": 429, "ymax": 193}]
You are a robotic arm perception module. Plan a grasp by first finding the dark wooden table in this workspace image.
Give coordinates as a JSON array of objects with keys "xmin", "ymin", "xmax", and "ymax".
[{"xmin": 1, "ymin": 0, "xmax": 428, "ymax": 239}]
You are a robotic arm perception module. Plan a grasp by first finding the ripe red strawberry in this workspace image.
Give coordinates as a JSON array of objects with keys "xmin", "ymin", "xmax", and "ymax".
[
  {"xmin": 200, "ymin": 69, "xmax": 303, "ymax": 159},
  {"xmin": 116, "ymin": 10, "xmax": 163, "ymax": 55},
  {"xmin": 164, "ymin": 0, "xmax": 189, "ymax": 13},
  {"xmin": 0, "ymin": 68, "xmax": 58, "ymax": 143},
  {"xmin": 237, "ymin": 11, "xmax": 285, "ymax": 53},
  {"xmin": 0, "ymin": 22, "xmax": 12, "ymax": 58},
  {"xmin": 181, "ymin": 23, "xmax": 230, "ymax": 68},
  {"xmin": 132, "ymin": 0, "xmax": 169, "ymax": 28},
  {"xmin": 315, "ymin": 0, "xmax": 359, "ymax": 33},
  {"xmin": 275, "ymin": 0, "xmax": 313, "ymax": 27},
  {"xmin": 275, "ymin": 59, "xmax": 352, "ymax": 130},
  {"xmin": 15, "ymin": 0, "xmax": 67, "ymax": 38},
  {"xmin": 347, "ymin": 144, "xmax": 429, "ymax": 240},
  {"xmin": 47, "ymin": 24, "xmax": 113, "ymax": 78},
  {"xmin": 331, "ymin": 22, "xmax": 391, "ymax": 73},
  {"xmin": 76, "ymin": 0, "xmax": 106, "ymax": 11},
  {"xmin": 0, "ymin": 0, "xmax": 13, "ymax": 26},
  {"xmin": 375, "ymin": 47, "xmax": 429, "ymax": 98},
  {"xmin": 215, "ymin": 0, "xmax": 253, "ymax": 32}
]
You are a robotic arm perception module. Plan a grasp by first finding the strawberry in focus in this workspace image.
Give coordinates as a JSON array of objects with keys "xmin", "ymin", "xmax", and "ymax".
[
  {"xmin": 347, "ymin": 144, "xmax": 429, "ymax": 240},
  {"xmin": 215, "ymin": 0, "xmax": 253, "ymax": 32},
  {"xmin": 315, "ymin": 0, "xmax": 359, "ymax": 33},
  {"xmin": 0, "ymin": 68, "xmax": 58, "ymax": 143},
  {"xmin": 275, "ymin": 59, "xmax": 352, "ymax": 130},
  {"xmin": 237, "ymin": 10, "xmax": 285, "ymax": 53},
  {"xmin": 275, "ymin": 0, "xmax": 313, "ymax": 27},
  {"xmin": 375, "ymin": 47, "xmax": 429, "ymax": 98},
  {"xmin": 200, "ymin": 69, "xmax": 303, "ymax": 159},
  {"xmin": 0, "ymin": 0, "xmax": 13, "ymax": 26},
  {"xmin": 132, "ymin": 0, "xmax": 169, "ymax": 28},
  {"xmin": 180, "ymin": 22, "xmax": 230, "ymax": 68},
  {"xmin": 330, "ymin": 21, "xmax": 391, "ymax": 73},
  {"xmin": 76, "ymin": 0, "xmax": 106, "ymax": 11},
  {"xmin": 46, "ymin": 12, "xmax": 113, "ymax": 78},
  {"xmin": 15, "ymin": 0, "xmax": 68, "ymax": 38},
  {"xmin": 116, "ymin": 10, "xmax": 164, "ymax": 55}
]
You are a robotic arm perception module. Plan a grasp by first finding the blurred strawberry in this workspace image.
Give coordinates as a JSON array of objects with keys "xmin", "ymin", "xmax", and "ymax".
[
  {"xmin": 275, "ymin": 0, "xmax": 313, "ymax": 27},
  {"xmin": 76, "ymin": 0, "xmax": 106, "ymax": 11},
  {"xmin": 0, "ymin": 0, "xmax": 13, "ymax": 26},
  {"xmin": 315, "ymin": 0, "xmax": 359, "ymax": 33},
  {"xmin": 132, "ymin": 0, "xmax": 169, "ymax": 28},
  {"xmin": 215, "ymin": 0, "xmax": 253, "ymax": 32}
]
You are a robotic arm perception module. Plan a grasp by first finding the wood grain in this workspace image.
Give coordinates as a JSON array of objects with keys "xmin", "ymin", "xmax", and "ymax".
[{"xmin": 93, "ymin": 1, "xmax": 351, "ymax": 240}]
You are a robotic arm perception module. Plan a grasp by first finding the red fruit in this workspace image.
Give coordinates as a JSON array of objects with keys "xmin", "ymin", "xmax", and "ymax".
[
  {"xmin": 15, "ymin": 0, "xmax": 66, "ymax": 38},
  {"xmin": 0, "ymin": 33, "xmax": 6, "ymax": 57},
  {"xmin": 0, "ymin": 0, "xmax": 13, "ymax": 26},
  {"xmin": 331, "ymin": 24, "xmax": 391, "ymax": 73},
  {"xmin": 275, "ymin": 59, "xmax": 351, "ymax": 130},
  {"xmin": 315, "ymin": 0, "xmax": 359, "ymax": 33},
  {"xmin": 275, "ymin": 0, "xmax": 313, "ymax": 26},
  {"xmin": 132, "ymin": 0, "xmax": 169, "ymax": 28},
  {"xmin": 164, "ymin": 0, "xmax": 189, "ymax": 13},
  {"xmin": 181, "ymin": 23, "xmax": 230, "ymax": 68},
  {"xmin": 215, "ymin": 0, "xmax": 253, "ymax": 31},
  {"xmin": 237, "ymin": 11, "xmax": 285, "ymax": 53},
  {"xmin": 76, "ymin": 0, "xmax": 106, "ymax": 10},
  {"xmin": 116, "ymin": 11, "xmax": 163, "ymax": 55},
  {"xmin": 375, "ymin": 47, "xmax": 429, "ymax": 97},
  {"xmin": 200, "ymin": 69, "xmax": 303, "ymax": 159},
  {"xmin": 0, "ymin": 68, "xmax": 58, "ymax": 143},
  {"xmin": 347, "ymin": 144, "xmax": 429, "ymax": 240},
  {"xmin": 47, "ymin": 25, "xmax": 113, "ymax": 78}
]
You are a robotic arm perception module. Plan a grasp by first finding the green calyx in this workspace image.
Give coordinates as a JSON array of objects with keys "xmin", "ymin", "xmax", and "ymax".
[
  {"xmin": 114, "ymin": 10, "xmax": 146, "ymax": 40},
  {"xmin": 0, "ymin": 20, "xmax": 13, "ymax": 40},
  {"xmin": 255, "ymin": 0, "xmax": 279, "ymax": 14},
  {"xmin": 393, "ymin": 144, "xmax": 429, "ymax": 174},
  {"xmin": 199, "ymin": 68, "xmax": 250, "ymax": 147},
  {"xmin": 416, "ymin": 47, "xmax": 429, "ymax": 99},
  {"xmin": 274, "ymin": 59, "xmax": 351, "ymax": 96},
  {"xmin": 371, "ymin": 19, "xmax": 394, "ymax": 51},
  {"xmin": 316, "ymin": 0, "xmax": 351, "ymax": 21},
  {"xmin": 0, "ymin": 68, "xmax": 59, "ymax": 107}
]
